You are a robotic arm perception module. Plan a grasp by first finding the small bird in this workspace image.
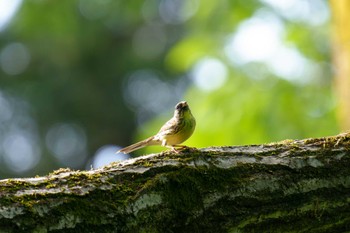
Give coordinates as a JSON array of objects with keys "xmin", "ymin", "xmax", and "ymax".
[{"xmin": 117, "ymin": 101, "xmax": 196, "ymax": 154}]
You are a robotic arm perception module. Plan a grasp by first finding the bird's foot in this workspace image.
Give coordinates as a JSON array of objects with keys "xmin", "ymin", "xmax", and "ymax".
[{"xmin": 170, "ymin": 145, "xmax": 197, "ymax": 153}]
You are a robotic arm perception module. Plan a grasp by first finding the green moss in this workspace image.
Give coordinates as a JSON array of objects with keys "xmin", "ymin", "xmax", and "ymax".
[
  {"xmin": 49, "ymin": 168, "xmax": 73, "ymax": 176},
  {"xmin": 1, "ymin": 133, "xmax": 350, "ymax": 232},
  {"xmin": 45, "ymin": 183, "xmax": 57, "ymax": 189}
]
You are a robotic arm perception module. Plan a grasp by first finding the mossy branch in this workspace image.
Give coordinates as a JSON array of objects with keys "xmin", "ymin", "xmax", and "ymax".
[{"xmin": 1, "ymin": 133, "xmax": 350, "ymax": 232}]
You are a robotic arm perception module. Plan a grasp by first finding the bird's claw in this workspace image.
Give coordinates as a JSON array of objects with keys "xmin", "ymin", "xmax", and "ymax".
[{"xmin": 170, "ymin": 145, "xmax": 197, "ymax": 153}]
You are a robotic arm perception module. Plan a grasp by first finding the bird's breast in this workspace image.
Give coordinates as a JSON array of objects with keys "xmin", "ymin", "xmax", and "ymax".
[{"xmin": 163, "ymin": 116, "xmax": 195, "ymax": 145}]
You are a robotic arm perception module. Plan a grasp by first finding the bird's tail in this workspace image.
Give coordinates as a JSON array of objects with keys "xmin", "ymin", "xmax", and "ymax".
[{"xmin": 117, "ymin": 136, "xmax": 159, "ymax": 154}]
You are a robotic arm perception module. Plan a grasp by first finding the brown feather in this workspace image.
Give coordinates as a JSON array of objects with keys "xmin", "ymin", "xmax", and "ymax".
[{"xmin": 117, "ymin": 136, "xmax": 160, "ymax": 154}]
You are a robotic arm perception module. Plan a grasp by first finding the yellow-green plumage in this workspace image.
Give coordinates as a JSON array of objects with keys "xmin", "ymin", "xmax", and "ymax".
[{"xmin": 117, "ymin": 101, "xmax": 196, "ymax": 154}]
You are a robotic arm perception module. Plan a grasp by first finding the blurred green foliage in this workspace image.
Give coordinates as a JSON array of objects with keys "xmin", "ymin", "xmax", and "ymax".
[
  {"xmin": 0, "ymin": 0, "xmax": 338, "ymax": 176},
  {"xmin": 140, "ymin": 73, "xmax": 337, "ymax": 154}
]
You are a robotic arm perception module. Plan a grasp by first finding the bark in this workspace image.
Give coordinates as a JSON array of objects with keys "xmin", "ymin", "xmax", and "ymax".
[{"xmin": 1, "ymin": 133, "xmax": 350, "ymax": 233}]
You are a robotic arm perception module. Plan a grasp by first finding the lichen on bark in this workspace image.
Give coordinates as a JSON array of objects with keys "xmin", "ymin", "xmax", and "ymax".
[{"xmin": 0, "ymin": 133, "xmax": 350, "ymax": 232}]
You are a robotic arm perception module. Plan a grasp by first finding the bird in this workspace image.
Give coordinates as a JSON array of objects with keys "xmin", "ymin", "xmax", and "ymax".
[{"xmin": 117, "ymin": 101, "xmax": 196, "ymax": 154}]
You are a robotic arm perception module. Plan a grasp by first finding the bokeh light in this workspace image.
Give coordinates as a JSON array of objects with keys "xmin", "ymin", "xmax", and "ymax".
[
  {"xmin": 225, "ymin": 10, "xmax": 285, "ymax": 65},
  {"xmin": 260, "ymin": 0, "xmax": 329, "ymax": 26},
  {"xmin": 2, "ymin": 129, "xmax": 41, "ymax": 173},
  {"xmin": 45, "ymin": 123, "xmax": 88, "ymax": 168},
  {"xmin": 191, "ymin": 57, "xmax": 228, "ymax": 91},
  {"xmin": 0, "ymin": 0, "xmax": 22, "ymax": 32},
  {"xmin": 91, "ymin": 145, "xmax": 130, "ymax": 169},
  {"xmin": 0, "ymin": 91, "xmax": 41, "ymax": 175},
  {"xmin": 123, "ymin": 69, "xmax": 185, "ymax": 123},
  {"xmin": 78, "ymin": 0, "xmax": 111, "ymax": 20},
  {"xmin": 0, "ymin": 93, "xmax": 13, "ymax": 123},
  {"xmin": 266, "ymin": 46, "xmax": 318, "ymax": 83},
  {"xmin": 225, "ymin": 9, "xmax": 323, "ymax": 83},
  {"xmin": 158, "ymin": 0, "xmax": 199, "ymax": 24},
  {"xmin": 0, "ymin": 43, "xmax": 31, "ymax": 76}
]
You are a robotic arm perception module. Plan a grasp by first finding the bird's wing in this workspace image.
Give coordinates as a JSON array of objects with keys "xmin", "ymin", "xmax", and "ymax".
[{"xmin": 158, "ymin": 117, "xmax": 179, "ymax": 136}]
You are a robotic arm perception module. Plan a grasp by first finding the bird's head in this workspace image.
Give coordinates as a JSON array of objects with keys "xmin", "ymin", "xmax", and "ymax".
[{"xmin": 174, "ymin": 101, "xmax": 191, "ymax": 118}]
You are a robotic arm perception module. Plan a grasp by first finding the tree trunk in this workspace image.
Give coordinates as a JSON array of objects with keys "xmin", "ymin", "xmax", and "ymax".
[
  {"xmin": 330, "ymin": 0, "xmax": 350, "ymax": 130},
  {"xmin": 1, "ymin": 133, "xmax": 350, "ymax": 232}
]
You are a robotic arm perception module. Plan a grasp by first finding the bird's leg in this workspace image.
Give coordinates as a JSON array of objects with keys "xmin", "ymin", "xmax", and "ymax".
[
  {"xmin": 162, "ymin": 140, "xmax": 180, "ymax": 153},
  {"xmin": 161, "ymin": 140, "xmax": 167, "ymax": 147},
  {"xmin": 164, "ymin": 145, "xmax": 184, "ymax": 153},
  {"xmin": 163, "ymin": 140, "xmax": 196, "ymax": 153},
  {"xmin": 170, "ymin": 147, "xmax": 181, "ymax": 153}
]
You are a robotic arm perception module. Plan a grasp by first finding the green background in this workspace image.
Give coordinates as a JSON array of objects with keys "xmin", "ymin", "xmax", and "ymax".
[{"xmin": 0, "ymin": 0, "xmax": 337, "ymax": 178}]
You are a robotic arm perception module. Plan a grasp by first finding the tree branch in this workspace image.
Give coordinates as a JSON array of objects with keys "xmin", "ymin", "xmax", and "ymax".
[{"xmin": 1, "ymin": 133, "xmax": 350, "ymax": 232}]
